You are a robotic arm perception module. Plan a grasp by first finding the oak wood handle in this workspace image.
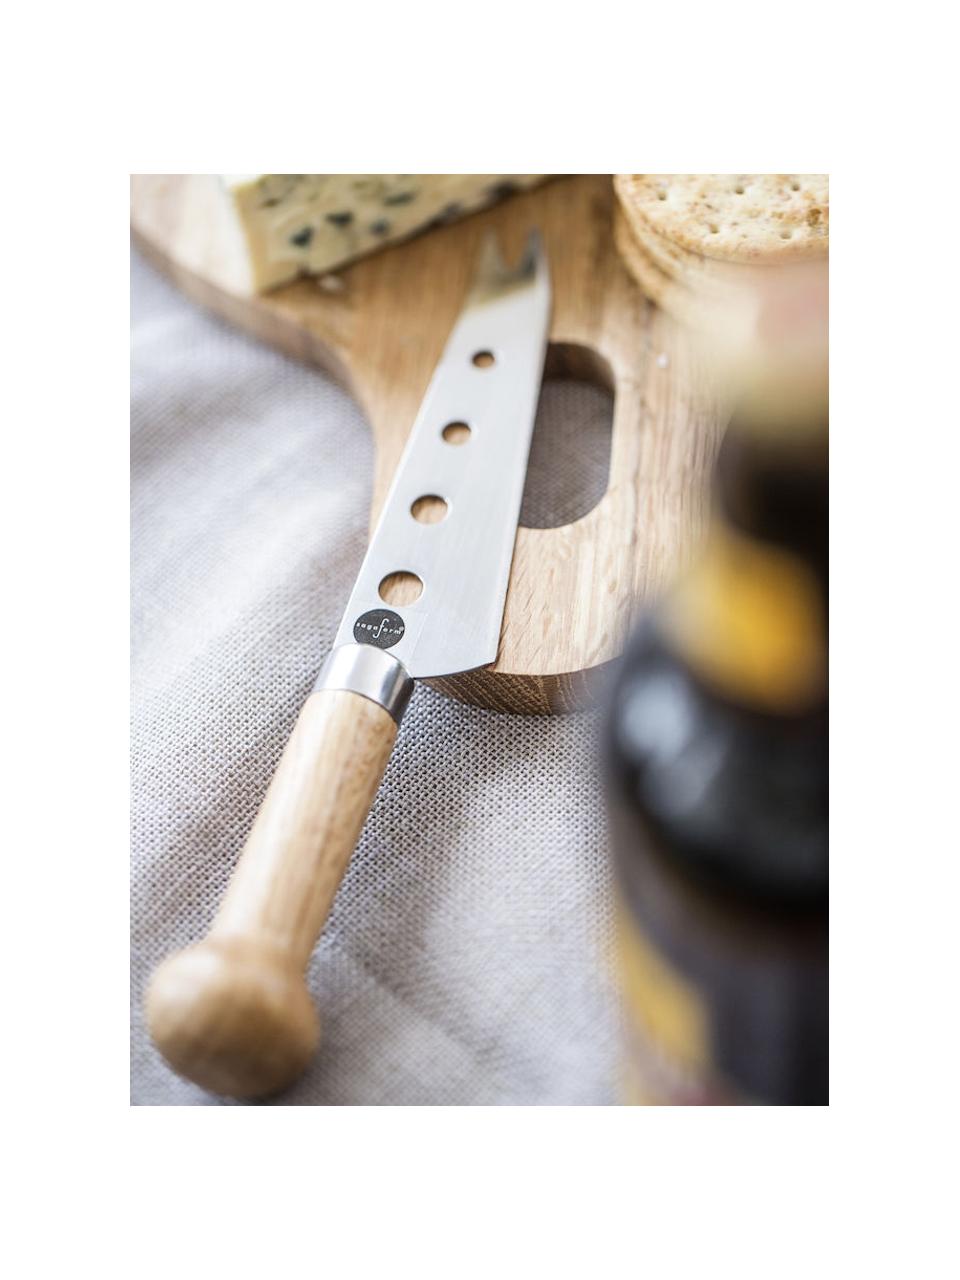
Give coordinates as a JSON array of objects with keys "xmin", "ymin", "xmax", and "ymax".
[{"xmin": 146, "ymin": 688, "xmax": 398, "ymax": 1098}]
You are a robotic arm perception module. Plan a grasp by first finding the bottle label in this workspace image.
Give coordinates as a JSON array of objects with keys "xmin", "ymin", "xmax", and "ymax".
[
  {"xmin": 616, "ymin": 903, "xmax": 747, "ymax": 1105},
  {"xmin": 659, "ymin": 521, "xmax": 826, "ymax": 713}
]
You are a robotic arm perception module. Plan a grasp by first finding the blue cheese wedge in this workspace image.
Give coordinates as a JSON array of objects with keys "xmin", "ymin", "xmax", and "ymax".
[{"xmin": 224, "ymin": 174, "xmax": 546, "ymax": 292}]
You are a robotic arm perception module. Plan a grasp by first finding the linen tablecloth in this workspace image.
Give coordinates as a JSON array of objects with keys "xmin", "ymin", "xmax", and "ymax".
[{"xmin": 130, "ymin": 251, "xmax": 618, "ymax": 1105}]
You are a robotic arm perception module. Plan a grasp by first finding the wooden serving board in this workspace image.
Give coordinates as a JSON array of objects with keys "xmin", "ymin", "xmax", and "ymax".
[{"xmin": 131, "ymin": 175, "xmax": 723, "ymax": 714}]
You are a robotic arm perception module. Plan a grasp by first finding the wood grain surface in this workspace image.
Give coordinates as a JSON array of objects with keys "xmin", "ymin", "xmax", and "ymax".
[
  {"xmin": 131, "ymin": 175, "xmax": 724, "ymax": 713},
  {"xmin": 145, "ymin": 689, "xmax": 397, "ymax": 1097}
]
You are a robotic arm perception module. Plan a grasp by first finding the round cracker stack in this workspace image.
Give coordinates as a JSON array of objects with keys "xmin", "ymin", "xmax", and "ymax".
[{"xmin": 613, "ymin": 174, "xmax": 828, "ymax": 332}]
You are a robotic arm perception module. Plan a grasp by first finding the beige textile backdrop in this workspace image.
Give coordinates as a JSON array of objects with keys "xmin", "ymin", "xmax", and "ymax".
[{"xmin": 130, "ymin": 251, "xmax": 619, "ymax": 1105}]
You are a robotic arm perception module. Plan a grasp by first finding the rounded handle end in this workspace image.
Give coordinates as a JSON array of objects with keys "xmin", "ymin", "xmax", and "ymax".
[{"xmin": 145, "ymin": 937, "xmax": 319, "ymax": 1099}]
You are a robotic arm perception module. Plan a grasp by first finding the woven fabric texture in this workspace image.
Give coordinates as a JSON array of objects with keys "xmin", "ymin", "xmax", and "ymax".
[{"xmin": 131, "ymin": 252, "xmax": 618, "ymax": 1105}]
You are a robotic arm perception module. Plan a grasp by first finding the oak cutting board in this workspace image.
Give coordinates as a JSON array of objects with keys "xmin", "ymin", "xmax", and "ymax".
[{"xmin": 131, "ymin": 175, "xmax": 723, "ymax": 713}]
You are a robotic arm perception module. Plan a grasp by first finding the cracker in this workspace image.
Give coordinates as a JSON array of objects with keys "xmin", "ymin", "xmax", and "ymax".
[
  {"xmin": 613, "ymin": 206, "xmax": 758, "ymax": 336},
  {"xmin": 627, "ymin": 212, "xmax": 751, "ymax": 299},
  {"xmin": 613, "ymin": 207, "xmax": 719, "ymax": 325},
  {"xmin": 614, "ymin": 174, "xmax": 828, "ymax": 263}
]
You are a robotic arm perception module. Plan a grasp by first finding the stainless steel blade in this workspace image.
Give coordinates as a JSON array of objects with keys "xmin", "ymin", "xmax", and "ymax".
[{"xmin": 331, "ymin": 231, "xmax": 551, "ymax": 679}]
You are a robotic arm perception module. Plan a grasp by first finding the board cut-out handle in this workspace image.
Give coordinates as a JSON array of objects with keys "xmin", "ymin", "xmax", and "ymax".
[{"xmin": 146, "ymin": 687, "xmax": 399, "ymax": 1098}]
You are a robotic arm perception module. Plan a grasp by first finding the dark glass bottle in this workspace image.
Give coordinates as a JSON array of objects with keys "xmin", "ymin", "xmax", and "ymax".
[{"xmin": 606, "ymin": 396, "xmax": 828, "ymax": 1105}]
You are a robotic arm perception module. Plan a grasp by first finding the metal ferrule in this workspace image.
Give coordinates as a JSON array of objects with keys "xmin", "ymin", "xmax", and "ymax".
[{"xmin": 313, "ymin": 645, "xmax": 414, "ymax": 724}]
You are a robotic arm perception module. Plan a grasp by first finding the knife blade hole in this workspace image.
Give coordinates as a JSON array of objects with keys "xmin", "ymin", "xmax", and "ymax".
[
  {"xmin": 379, "ymin": 571, "xmax": 423, "ymax": 606},
  {"xmin": 472, "ymin": 350, "xmax": 495, "ymax": 368},
  {"xmin": 442, "ymin": 421, "xmax": 471, "ymax": 445},
  {"xmin": 411, "ymin": 495, "xmax": 448, "ymax": 524}
]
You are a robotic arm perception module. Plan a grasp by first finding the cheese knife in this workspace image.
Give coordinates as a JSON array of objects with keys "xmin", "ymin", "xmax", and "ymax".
[{"xmin": 146, "ymin": 232, "xmax": 551, "ymax": 1098}]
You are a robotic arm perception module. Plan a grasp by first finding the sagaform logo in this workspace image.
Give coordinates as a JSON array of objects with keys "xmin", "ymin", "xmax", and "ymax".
[{"xmin": 353, "ymin": 609, "xmax": 405, "ymax": 650}]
